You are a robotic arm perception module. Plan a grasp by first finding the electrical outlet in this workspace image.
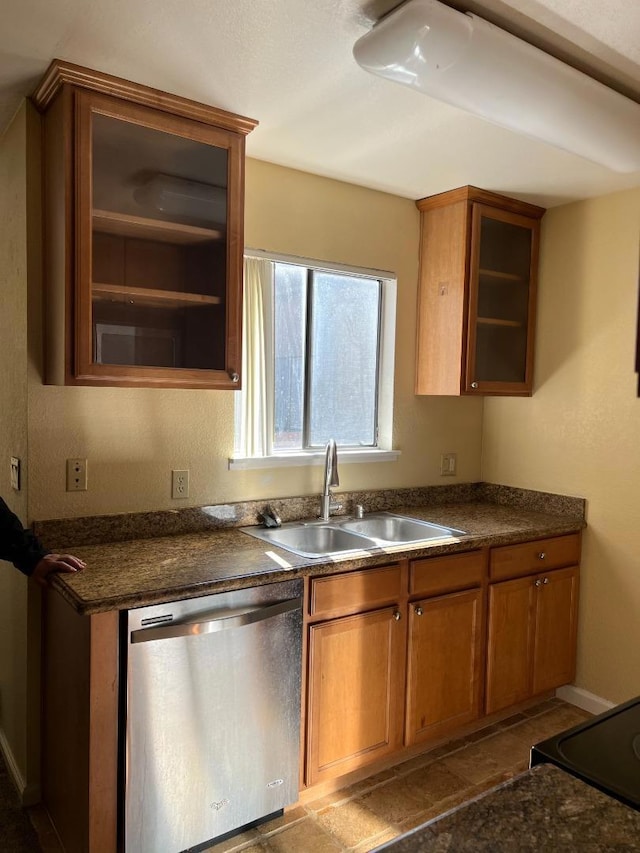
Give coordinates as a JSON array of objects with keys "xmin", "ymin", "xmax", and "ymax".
[
  {"xmin": 172, "ymin": 469, "xmax": 189, "ymax": 499},
  {"xmin": 10, "ymin": 457, "xmax": 21, "ymax": 491},
  {"xmin": 440, "ymin": 452, "xmax": 457, "ymax": 476},
  {"xmin": 66, "ymin": 458, "xmax": 88, "ymax": 491}
]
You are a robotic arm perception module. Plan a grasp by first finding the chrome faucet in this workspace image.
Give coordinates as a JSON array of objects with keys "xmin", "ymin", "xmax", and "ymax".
[{"xmin": 320, "ymin": 439, "xmax": 342, "ymax": 521}]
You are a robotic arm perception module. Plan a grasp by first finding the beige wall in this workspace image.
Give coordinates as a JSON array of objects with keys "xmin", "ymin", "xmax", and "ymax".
[
  {"xmin": 0, "ymin": 103, "xmax": 36, "ymax": 794},
  {"xmin": 28, "ymin": 156, "xmax": 483, "ymax": 521},
  {"xmin": 2, "ymin": 114, "xmax": 484, "ymax": 796},
  {"xmin": 482, "ymin": 187, "xmax": 640, "ymax": 705}
]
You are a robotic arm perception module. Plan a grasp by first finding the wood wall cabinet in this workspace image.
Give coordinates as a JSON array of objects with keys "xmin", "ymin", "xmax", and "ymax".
[
  {"xmin": 485, "ymin": 534, "xmax": 580, "ymax": 714},
  {"xmin": 32, "ymin": 60, "xmax": 257, "ymax": 389},
  {"xmin": 415, "ymin": 186, "xmax": 545, "ymax": 396}
]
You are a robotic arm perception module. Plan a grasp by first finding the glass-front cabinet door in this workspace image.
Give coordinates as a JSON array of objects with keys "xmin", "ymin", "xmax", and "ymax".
[
  {"xmin": 465, "ymin": 205, "xmax": 538, "ymax": 395},
  {"xmin": 74, "ymin": 90, "xmax": 244, "ymax": 387}
]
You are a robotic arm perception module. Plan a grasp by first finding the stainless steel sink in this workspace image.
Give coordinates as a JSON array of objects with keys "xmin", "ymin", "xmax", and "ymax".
[
  {"xmin": 242, "ymin": 523, "xmax": 377, "ymax": 558},
  {"xmin": 335, "ymin": 513, "xmax": 464, "ymax": 544},
  {"xmin": 241, "ymin": 512, "xmax": 465, "ymax": 558}
]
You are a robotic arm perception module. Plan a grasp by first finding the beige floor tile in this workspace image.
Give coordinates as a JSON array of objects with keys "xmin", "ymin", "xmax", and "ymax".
[
  {"xmin": 495, "ymin": 712, "xmax": 528, "ymax": 729},
  {"xmin": 440, "ymin": 730, "xmax": 529, "ymax": 785},
  {"xmin": 344, "ymin": 768, "xmax": 397, "ymax": 797},
  {"xmin": 264, "ymin": 817, "xmax": 342, "ymax": 852},
  {"xmin": 521, "ymin": 698, "xmax": 559, "ymax": 717},
  {"xmin": 317, "ymin": 798, "xmax": 391, "ymax": 848},
  {"xmin": 306, "ymin": 788, "xmax": 356, "ymax": 812},
  {"xmin": 510, "ymin": 705, "xmax": 591, "ymax": 748},
  {"xmin": 356, "ymin": 775, "xmax": 427, "ymax": 825},
  {"xmin": 257, "ymin": 806, "xmax": 308, "ymax": 835},
  {"xmin": 463, "ymin": 723, "xmax": 502, "ymax": 743},
  {"xmin": 403, "ymin": 760, "xmax": 471, "ymax": 805},
  {"xmin": 390, "ymin": 750, "xmax": 436, "ymax": 777},
  {"xmin": 203, "ymin": 827, "xmax": 261, "ymax": 852},
  {"xmin": 396, "ymin": 806, "xmax": 440, "ymax": 833},
  {"xmin": 351, "ymin": 826, "xmax": 401, "ymax": 852}
]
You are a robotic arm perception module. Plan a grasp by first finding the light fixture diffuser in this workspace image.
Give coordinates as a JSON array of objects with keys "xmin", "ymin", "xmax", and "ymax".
[{"xmin": 353, "ymin": 0, "xmax": 640, "ymax": 173}]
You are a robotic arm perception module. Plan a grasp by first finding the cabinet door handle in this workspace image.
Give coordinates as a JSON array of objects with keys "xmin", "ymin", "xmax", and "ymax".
[
  {"xmin": 471, "ymin": 381, "xmax": 479, "ymax": 389},
  {"xmin": 229, "ymin": 372, "xmax": 240, "ymax": 383},
  {"xmin": 534, "ymin": 579, "xmax": 543, "ymax": 587},
  {"xmin": 393, "ymin": 610, "xmax": 402, "ymax": 621},
  {"xmin": 537, "ymin": 552, "xmax": 546, "ymax": 560},
  {"xmin": 414, "ymin": 606, "xmax": 423, "ymax": 616},
  {"xmin": 542, "ymin": 577, "xmax": 550, "ymax": 584}
]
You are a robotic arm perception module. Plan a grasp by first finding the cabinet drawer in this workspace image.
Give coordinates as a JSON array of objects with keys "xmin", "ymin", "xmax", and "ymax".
[
  {"xmin": 410, "ymin": 550, "xmax": 485, "ymax": 597},
  {"xmin": 490, "ymin": 533, "xmax": 581, "ymax": 582},
  {"xmin": 309, "ymin": 565, "xmax": 402, "ymax": 620}
]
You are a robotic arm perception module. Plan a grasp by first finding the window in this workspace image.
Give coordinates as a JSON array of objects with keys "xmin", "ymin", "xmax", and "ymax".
[{"xmin": 232, "ymin": 252, "xmax": 397, "ymax": 466}]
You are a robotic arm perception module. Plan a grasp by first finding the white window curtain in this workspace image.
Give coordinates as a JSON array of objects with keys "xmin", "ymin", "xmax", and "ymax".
[{"xmin": 235, "ymin": 257, "xmax": 273, "ymax": 457}]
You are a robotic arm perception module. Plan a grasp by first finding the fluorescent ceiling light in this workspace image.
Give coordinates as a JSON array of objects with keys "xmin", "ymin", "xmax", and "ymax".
[
  {"xmin": 353, "ymin": 0, "xmax": 640, "ymax": 173},
  {"xmin": 134, "ymin": 174, "xmax": 227, "ymax": 223}
]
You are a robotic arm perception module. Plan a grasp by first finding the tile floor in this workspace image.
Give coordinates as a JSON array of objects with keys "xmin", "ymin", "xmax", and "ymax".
[
  {"xmin": 202, "ymin": 699, "xmax": 591, "ymax": 853},
  {"xmin": 26, "ymin": 699, "xmax": 590, "ymax": 853}
]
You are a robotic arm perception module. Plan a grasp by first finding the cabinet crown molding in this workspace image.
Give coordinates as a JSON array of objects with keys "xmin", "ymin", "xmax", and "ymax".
[
  {"xmin": 31, "ymin": 59, "xmax": 258, "ymax": 135},
  {"xmin": 416, "ymin": 185, "xmax": 545, "ymax": 219}
]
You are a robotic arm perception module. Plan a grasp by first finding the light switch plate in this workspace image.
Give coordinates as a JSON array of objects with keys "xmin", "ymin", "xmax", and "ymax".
[
  {"xmin": 440, "ymin": 452, "xmax": 457, "ymax": 476},
  {"xmin": 10, "ymin": 457, "xmax": 20, "ymax": 491}
]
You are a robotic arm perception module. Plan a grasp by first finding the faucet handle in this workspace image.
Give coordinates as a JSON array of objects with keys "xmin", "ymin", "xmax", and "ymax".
[{"xmin": 260, "ymin": 504, "xmax": 282, "ymax": 528}]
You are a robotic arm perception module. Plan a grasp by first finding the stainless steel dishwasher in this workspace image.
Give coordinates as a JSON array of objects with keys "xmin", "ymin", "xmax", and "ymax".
[{"xmin": 123, "ymin": 579, "xmax": 303, "ymax": 853}]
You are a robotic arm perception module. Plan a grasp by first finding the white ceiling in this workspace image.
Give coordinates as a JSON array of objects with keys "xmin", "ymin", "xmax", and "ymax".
[{"xmin": 2, "ymin": 0, "xmax": 639, "ymax": 208}]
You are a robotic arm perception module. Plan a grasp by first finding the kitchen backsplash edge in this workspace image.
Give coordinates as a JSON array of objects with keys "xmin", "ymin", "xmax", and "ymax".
[{"xmin": 33, "ymin": 482, "xmax": 586, "ymax": 551}]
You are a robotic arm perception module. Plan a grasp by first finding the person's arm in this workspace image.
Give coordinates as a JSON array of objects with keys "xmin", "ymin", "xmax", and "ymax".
[{"xmin": 0, "ymin": 497, "xmax": 86, "ymax": 585}]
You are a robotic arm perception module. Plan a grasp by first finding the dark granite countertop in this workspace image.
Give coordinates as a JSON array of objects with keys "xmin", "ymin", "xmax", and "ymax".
[
  {"xmin": 46, "ymin": 497, "xmax": 584, "ymax": 615},
  {"xmin": 374, "ymin": 764, "xmax": 640, "ymax": 852}
]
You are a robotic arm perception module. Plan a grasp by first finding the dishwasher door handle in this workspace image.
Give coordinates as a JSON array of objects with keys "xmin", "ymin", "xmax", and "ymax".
[{"xmin": 130, "ymin": 596, "xmax": 302, "ymax": 644}]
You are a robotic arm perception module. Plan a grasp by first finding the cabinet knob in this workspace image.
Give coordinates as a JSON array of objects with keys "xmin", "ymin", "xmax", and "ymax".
[
  {"xmin": 393, "ymin": 610, "xmax": 402, "ymax": 621},
  {"xmin": 542, "ymin": 577, "xmax": 550, "ymax": 584},
  {"xmin": 229, "ymin": 372, "xmax": 240, "ymax": 384},
  {"xmin": 534, "ymin": 579, "xmax": 543, "ymax": 587},
  {"xmin": 414, "ymin": 606, "xmax": 424, "ymax": 616},
  {"xmin": 537, "ymin": 552, "xmax": 546, "ymax": 560},
  {"xmin": 471, "ymin": 381, "xmax": 479, "ymax": 389}
]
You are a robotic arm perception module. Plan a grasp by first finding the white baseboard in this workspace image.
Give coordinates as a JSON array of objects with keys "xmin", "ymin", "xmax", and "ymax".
[
  {"xmin": 0, "ymin": 727, "xmax": 40, "ymax": 806},
  {"xmin": 556, "ymin": 685, "xmax": 615, "ymax": 715}
]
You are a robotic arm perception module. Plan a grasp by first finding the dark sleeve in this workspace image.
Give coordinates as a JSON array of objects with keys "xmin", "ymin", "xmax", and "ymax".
[{"xmin": 0, "ymin": 497, "xmax": 49, "ymax": 576}]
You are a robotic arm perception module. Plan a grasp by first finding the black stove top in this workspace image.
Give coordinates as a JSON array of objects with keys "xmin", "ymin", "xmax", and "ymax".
[{"xmin": 530, "ymin": 696, "xmax": 640, "ymax": 811}]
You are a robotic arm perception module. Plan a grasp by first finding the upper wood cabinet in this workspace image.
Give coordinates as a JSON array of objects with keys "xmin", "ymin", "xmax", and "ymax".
[
  {"xmin": 415, "ymin": 186, "xmax": 545, "ymax": 397},
  {"xmin": 32, "ymin": 61, "xmax": 257, "ymax": 389}
]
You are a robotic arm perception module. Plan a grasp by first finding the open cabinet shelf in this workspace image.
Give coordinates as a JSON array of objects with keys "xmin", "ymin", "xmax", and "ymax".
[
  {"xmin": 478, "ymin": 268, "xmax": 525, "ymax": 283},
  {"xmin": 93, "ymin": 209, "xmax": 223, "ymax": 245},
  {"xmin": 92, "ymin": 283, "xmax": 222, "ymax": 309}
]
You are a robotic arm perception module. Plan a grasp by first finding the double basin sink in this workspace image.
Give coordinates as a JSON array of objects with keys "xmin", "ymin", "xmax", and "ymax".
[{"xmin": 242, "ymin": 512, "xmax": 465, "ymax": 559}]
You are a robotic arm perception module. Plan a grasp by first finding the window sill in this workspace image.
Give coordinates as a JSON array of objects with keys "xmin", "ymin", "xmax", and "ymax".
[{"xmin": 228, "ymin": 449, "xmax": 401, "ymax": 471}]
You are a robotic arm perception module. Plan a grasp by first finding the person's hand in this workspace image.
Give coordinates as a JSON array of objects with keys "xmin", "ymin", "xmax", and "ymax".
[{"xmin": 30, "ymin": 553, "xmax": 86, "ymax": 587}]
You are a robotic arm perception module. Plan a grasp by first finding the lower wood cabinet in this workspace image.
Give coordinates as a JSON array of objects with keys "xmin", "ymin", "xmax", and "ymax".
[
  {"xmin": 306, "ymin": 605, "xmax": 405, "ymax": 785},
  {"xmin": 304, "ymin": 552, "xmax": 486, "ymax": 786},
  {"xmin": 486, "ymin": 553, "xmax": 579, "ymax": 714},
  {"xmin": 532, "ymin": 566, "xmax": 579, "ymax": 695},
  {"xmin": 406, "ymin": 588, "xmax": 484, "ymax": 745},
  {"xmin": 304, "ymin": 533, "xmax": 581, "ymax": 791}
]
